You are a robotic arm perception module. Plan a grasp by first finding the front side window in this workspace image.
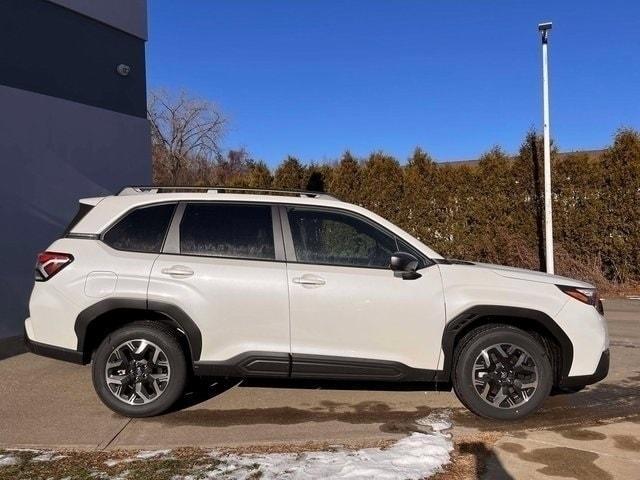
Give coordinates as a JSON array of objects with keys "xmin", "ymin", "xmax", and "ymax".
[
  {"xmin": 180, "ymin": 203, "xmax": 275, "ymax": 260},
  {"xmin": 103, "ymin": 203, "xmax": 176, "ymax": 253},
  {"xmin": 287, "ymin": 208, "xmax": 398, "ymax": 268}
]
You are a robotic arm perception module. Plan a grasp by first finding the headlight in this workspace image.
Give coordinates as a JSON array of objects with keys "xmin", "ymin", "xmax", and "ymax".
[{"xmin": 557, "ymin": 285, "xmax": 604, "ymax": 314}]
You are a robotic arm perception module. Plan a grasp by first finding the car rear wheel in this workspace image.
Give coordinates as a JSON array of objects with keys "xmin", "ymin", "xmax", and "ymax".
[
  {"xmin": 452, "ymin": 325, "xmax": 552, "ymax": 420},
  {"xmin": 92, "ymin": 321, "xmax": 187, "ymax": 417}
]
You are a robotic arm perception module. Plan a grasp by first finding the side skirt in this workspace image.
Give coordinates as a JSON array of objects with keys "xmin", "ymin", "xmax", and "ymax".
[
  {"xmin": 193, "ymin": 351, "xmax": 440, "ymax": 383},
  {"xmin": 193, "ymin": 352, "xmax": 290, "ymax": 378},
  {"xmin": 291, "ymin": 353, "xmax": 437, "ymax": 382}
]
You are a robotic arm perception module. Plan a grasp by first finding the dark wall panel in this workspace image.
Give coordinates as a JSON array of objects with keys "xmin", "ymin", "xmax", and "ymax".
[
  {"xmin": 48, "ymin": 0, "xmax": 148, "ymax": 40},
  {"xmin": 0, "ymin": 85, "xmax": 151, "ymax": 341},
  {"xmin": 0, "ymin": 0, "xmax": 146, "ymax": 118}
]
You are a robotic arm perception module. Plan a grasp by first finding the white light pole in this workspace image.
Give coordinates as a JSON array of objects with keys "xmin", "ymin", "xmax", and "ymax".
[{"xmin": 538, "ymin": 21, "xmax": 554, "ymax": 274}]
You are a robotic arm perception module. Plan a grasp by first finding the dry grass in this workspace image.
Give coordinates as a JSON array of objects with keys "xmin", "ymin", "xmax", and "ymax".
[
  {"xmin": 0, "ymin": 433, "xmax": 501, "ymax": 480},
  {"xmin": 0, "ymin": 438, "xmax": 429, "ymax": 480},
  {"xmin": 0, "ymin": 448, "xmax": 218, "ymax": 480}
]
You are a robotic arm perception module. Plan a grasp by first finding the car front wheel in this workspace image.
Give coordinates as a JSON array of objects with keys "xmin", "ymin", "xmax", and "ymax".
[
  {"xmin": 453, "ymin": 325, "xmax": 553, "ymax": 420},
  {"xmin": 92, "ymin": 321, "xmax": 187, "ymax": 417}
]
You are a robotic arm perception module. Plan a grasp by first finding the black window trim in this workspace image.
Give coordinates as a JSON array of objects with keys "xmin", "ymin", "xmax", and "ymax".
[
  {"xmin": 279, "ymin": 204, "xmax": 433, "ymax": 271},
  {"xmin": 95, "ymin": 199, "xmax": 433, "ymax": 268},
  {"xmin": 162, "ymin": 200, "xmax": 286, "ymax": 263},
  {"xmin": 99, "ymin": 202, "xmax": 178, "ymax": 254}
]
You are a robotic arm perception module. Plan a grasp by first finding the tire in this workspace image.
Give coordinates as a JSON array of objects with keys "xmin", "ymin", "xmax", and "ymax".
[
  {"xmin": 452, "ymin": 325, "xmax": 552, "ymax": 420},
  {"xmin": 92, "ymin": 321, "xmax": 187, "ymax": 417}
]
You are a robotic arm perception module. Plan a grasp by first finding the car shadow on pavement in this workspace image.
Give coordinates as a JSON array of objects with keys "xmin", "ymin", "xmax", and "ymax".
[
  {"xmin": 163, "ymin": 373, "xmax": 640, "ymax": 433},
  {"xmin": 168, "ymin": 377, "xmax": 241, "ymax": 413},
  {"xmin": 167, "ymin": 376, "xmax": 446, "ymax": 416}
]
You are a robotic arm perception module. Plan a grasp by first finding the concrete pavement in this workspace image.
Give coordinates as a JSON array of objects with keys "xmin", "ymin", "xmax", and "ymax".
[
  {"xmin": 486, "ymin": 422, "xmax": 640, "ymax": 479},
  {"xmin": 1, "ymin": 299, "xmax": 638, "ymax": 478}
]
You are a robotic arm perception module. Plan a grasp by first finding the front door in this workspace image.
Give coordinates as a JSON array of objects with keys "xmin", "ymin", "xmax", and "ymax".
[{"xmin": 283, "ymin": 206, "xmax": 446, "ymax": 380}]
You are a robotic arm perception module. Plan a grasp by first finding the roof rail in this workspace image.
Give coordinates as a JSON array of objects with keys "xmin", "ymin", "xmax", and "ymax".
[{"xmin": 117, "ymin": 186, "xmax": 339, "ymax": 201}]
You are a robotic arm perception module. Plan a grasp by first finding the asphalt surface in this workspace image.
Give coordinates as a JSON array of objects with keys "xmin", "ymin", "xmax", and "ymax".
[{"xmin": 1, "ymin": 299, "xmax": 638, "ymax": 478}]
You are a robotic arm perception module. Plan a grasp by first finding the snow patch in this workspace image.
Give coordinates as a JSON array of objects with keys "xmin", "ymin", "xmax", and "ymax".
[
  {"xmin": 416, "ymin": 410, "xmax": 453, "ymax": 433},
  {"xmin": 31, "ymin": 452, "xmax": 67, "ymax": 462},
  {"xmin": 0, "ymin": 454, "xmax": 18, "ymax": 466},
  {"xmin": 135, "ymin": 449, "xmax": 172, "ymax": 459},
  {"xmin": 105, "ymin": 458, "xmax": 133, "ymax": 467},
  {"xmin": 105, "ymin": 449, "xmax": 172, "ymax": 467},
  {"xmin": 191, "ymin": 414, "xmax": 453, "ymax": 479}
]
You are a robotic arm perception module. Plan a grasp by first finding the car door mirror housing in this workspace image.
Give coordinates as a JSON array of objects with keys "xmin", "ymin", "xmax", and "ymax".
[{"xmin": 390, "ymin": 252, "xmax": 421, "ymax": 279}]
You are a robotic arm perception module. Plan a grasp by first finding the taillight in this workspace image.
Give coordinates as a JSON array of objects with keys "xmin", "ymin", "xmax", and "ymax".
[
  {"xmin": 35, "ymin": 251, "xmax": 73, "ymax": 281},
  {"xmin": 557, "ymin": 285, "xmax": 602, "ymax": 313}
]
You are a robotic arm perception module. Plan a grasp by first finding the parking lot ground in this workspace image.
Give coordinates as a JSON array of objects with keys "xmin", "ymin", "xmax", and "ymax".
[{"xmin": 0, "ymin": 298, "xmax": 638, "ymax": 479}]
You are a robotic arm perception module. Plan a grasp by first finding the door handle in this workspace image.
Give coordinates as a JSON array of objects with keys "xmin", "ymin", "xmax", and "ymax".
[
  {"xmin": 161, "ymin": 265, "xmax": 194, "ymax": 278},
  {"xmin": 292, "ymin": 275, "xmax": 326, "ymax": 286}
]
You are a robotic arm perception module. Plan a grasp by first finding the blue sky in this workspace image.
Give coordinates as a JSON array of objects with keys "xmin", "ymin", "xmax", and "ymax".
[{"xmin": 147, "ymin": 1, "xmax": 640, "ymax": 166}]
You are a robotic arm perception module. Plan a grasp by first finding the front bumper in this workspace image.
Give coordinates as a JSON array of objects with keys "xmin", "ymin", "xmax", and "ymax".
[
  {"xmin": 24, "ymin": 326, "xmax": 84, "ymax": 364},
  {"xmin": 559, "ymin": 349, "xmax": 609, "ymax": 388}
]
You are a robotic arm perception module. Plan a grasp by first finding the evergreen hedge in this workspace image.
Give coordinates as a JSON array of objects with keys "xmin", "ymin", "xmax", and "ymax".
[{"xmin": 153, "ymin": 128, "xmax": 640, "ymax": 292}]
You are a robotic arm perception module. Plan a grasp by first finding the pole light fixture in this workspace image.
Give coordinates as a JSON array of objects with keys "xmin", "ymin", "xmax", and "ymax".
[{"xmin": 538, "ymin": 21, "xmax": 554, "ymax": 274}]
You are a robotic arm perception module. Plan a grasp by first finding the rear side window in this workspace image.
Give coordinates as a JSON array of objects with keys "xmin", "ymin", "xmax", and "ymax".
[
  {"xmin": 180, "ymin": 203, "xmax": 275, "ymax": 260},
  {"xmin": 103, "ymin": 203, "xmax": 176, "ymax": 253}
]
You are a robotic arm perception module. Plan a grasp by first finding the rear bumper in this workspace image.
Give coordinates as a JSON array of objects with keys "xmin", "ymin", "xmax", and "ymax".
[
  {"xmin": 24, "ymin": 326, "xmax": 84, "ymax": 364},
  {"xmin": 559, "ymin": 349, "xmax": 609, "ymax": 388}
]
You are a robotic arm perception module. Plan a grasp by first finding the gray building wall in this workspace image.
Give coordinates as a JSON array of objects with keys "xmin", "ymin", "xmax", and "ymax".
[{"xmin": 0, "ymin": 0, "xmax": 150, "ymax": 350}]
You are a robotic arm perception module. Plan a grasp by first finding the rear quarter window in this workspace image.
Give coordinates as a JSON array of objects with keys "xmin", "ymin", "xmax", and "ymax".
[
  {"xmin": 63, "ymin": 203, "xmax": 94, "ymax": 236},
  {"xmin": 103, "ymin": 203, "xmax": 176, "ymax": 253}
]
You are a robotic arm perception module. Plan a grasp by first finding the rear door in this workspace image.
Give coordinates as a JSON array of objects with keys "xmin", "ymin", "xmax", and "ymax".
[
  {"xmin": 98, "ymin": 202, "xmax": 177, "ymax": 302},
  {"xmin": 147, "ymin": 202, "xmax": 290, "ymax": 369},
  {"xmin": 283, "ymin": 205, "xmax": 446, "ymax": 380}
]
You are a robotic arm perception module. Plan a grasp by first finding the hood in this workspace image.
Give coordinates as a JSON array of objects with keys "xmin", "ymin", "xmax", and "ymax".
[{"xmin": 442, "ymin": 259, "xmax": 595, "ymax": 289}]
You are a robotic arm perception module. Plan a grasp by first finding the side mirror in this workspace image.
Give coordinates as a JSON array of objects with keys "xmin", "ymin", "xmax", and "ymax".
[{"xmin": 390, "ymin": 252, "xmax": 421, "ymax": 280}]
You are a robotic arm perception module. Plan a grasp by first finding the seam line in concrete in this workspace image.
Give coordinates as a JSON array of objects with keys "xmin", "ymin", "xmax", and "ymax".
[{"xmin": 99, "ymin": 418, "xmax": 133, "ymax": 451}]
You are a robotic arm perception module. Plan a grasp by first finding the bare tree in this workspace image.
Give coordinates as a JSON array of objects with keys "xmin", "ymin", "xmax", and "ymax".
[{"xmin": 148, "ymin": 89, "xmax": 226, "ymax": 184}]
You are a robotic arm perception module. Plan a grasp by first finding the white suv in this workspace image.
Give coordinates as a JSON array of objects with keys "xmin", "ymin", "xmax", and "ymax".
[{"xmin": 24, "ymin": 187, "xmax": 609, "ymax": 420}]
